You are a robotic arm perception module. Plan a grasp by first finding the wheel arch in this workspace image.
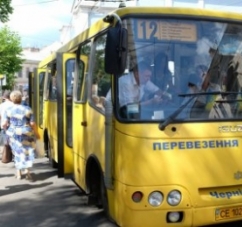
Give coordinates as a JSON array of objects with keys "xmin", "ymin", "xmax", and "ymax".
[{"xmin": 85, "ymin": 154, "xmax": 103, "ymax": 195}]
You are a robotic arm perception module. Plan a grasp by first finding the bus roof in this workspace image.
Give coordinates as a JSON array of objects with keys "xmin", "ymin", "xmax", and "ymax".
[
  {"xmin": 113, "ymin": 6, "xmax": 242, "ymax": 21},
  {"xmin": 38, "ymin": 52, "xmax": 57, "ymax": 69}
]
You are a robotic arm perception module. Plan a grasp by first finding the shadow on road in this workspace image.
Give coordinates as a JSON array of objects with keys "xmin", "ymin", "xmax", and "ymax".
[
  {"xmin": 0, "ymin": 182, "xmax": 116, "ymax": 227},
  {"xmin": 0, "ymin": 173, "xmax": 15, "ymax": 178},
  {"xmin": 0, "ymin": 182, "xmax": 53, "ymax": 196},
  {"xmin": 31, "ymin": 170, "xmax": 57, "ymax": 182},
  {"xmin": 0, "ymin": 158, "xmax": 117, "ymax": 227}
]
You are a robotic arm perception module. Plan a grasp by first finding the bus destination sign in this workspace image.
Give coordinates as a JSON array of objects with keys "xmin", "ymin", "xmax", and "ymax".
[{"xmin": 135, "ymin": 20, "xmax": 197, "ymax": 42}]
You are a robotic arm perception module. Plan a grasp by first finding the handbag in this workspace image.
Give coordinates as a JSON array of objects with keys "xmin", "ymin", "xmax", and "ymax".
[{"xmin": 1, "ymin": 144, "xmax": 12, "ymax": 163}]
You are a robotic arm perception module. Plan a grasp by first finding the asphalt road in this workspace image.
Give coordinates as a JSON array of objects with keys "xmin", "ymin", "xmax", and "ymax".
[{"xmin": 0, "ymin": 155, "xmax": 116, "ymax": 227}]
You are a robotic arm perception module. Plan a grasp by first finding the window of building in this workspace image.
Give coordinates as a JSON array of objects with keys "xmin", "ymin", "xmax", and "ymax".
[
  {"xmin": 26, "ymin": 67, "xmax": 30, "ymax": 78},
  {"xmin": 18, "ymin": 69, "xmax": 23, "ymax": 78}
]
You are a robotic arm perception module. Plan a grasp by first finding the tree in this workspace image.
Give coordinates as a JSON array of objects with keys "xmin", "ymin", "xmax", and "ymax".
[
  {"xmin": 0, "ymin": 0, "xmax": 13, "ymax": 23},
  {"xmin": 0, "ymin": 26, "xmax": 24, "ymax": 90}
]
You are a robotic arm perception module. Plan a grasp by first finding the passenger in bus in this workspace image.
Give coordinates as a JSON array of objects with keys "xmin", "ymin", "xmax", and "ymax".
[
  {"xmin": 92, "ymin": 95, "xmax": 105, "ymax": 111},
  {"xmin": 199, "ymin": 65, "xmax": 221, "ymax": 93},
  {"xmin": 2, "ymin": 90, "xmax": 40, "ymax": 181},
  {"xmin": 184, "ymin": 65, "xmax": 221, "ymax": 118},
  {"xmin": 153, "ymin": 52, "xmax": 175, "ymax": 96},
  {"xmin": 106, "ymin": 61, "xmax": 164, "ymax": 108}
]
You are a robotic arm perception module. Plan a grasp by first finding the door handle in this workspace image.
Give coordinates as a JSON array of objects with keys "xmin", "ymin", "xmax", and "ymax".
[{"xmin": 81, "ymin": 121, "xmax": 87, "ymax": 127}]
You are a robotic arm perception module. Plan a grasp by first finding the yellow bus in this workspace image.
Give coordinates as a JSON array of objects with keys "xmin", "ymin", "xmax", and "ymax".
[{"xmin": 38, "ymin": 6, "xmax": 242, "ymax": 226}]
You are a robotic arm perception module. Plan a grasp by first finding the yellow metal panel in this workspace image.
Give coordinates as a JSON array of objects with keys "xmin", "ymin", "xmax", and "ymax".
[{"xmin": 38, "ymin": 52, "xmax": 57, "ymax": 68}]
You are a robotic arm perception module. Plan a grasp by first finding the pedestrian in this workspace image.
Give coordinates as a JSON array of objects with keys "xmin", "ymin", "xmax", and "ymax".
[
  {"xmin": 21, "ymin": 94, "xmax": 29, "ymax": 106},
  {"xmin": 0, "ymin": 91, "xmax": 14, "ymax": 147},
  {"xmin": 2, "ymin": 90, "xmax": 40, "ymax": 181},
  {"xmin": 0, "ymin": 90, "xmax": 14, "ymax": 125}
]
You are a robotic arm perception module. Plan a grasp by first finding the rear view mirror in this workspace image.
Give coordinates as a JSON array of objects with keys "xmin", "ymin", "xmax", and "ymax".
[{"xmin": 105, "ymin": 26, "xmax": 128, "ymax": 75}]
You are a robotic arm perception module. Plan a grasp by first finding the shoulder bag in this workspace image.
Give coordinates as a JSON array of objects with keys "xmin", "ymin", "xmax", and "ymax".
[{"xmin": 1, "ymin": 144, "xmax": 12, "ymax": 163}]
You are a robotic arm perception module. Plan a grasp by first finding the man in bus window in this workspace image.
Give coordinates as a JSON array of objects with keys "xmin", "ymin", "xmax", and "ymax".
[{"xmin": 106, "ymin": 61, "xmax": 170, "ymax": 107}]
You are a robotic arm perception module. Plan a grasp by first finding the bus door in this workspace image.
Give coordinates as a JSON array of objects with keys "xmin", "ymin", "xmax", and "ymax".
[
  {"xmin": 72, "ymin": 38, "xmax": 112, "ymax": 192},
  {"xmin": 69, "ymin": 40, "xmax": 94, "ymax": 189},
  {"xmin": 33, "ymin": 68, "xmax": 45, "ymax": 142},
  {"xmin": 56, "ymin": 53, "xmax": 75, "ymax": 177},
  {"xmin": 44, "ymin": 63, "xmax": 58, "ymax": 167},
  {"xmin": 72, "ymin": 49, "xmax": 89, "ymax": 189}
]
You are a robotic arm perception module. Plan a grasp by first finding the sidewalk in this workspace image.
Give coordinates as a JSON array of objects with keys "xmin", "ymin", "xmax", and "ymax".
[
  {"xmin": 0, "ymin": 146, "xmax": 116, "ymax": 227},
  {"xmin": 0, "ymin": 147, "xmax": 83, "ymax": 227}
]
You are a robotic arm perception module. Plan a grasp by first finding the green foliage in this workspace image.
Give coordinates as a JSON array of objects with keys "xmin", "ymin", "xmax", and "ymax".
[
  {"xmin": 0, "ymin": 0, "xmax": 13, "ymax": 23},
  {"xmin": 0, "ymin": 26, "xmax": 24, "ymax": 90}
]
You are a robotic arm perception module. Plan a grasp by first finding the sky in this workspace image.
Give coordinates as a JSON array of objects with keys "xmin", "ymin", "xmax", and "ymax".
[
  {"xmin": 5, "ymin": 0, "xmax": 73, "ymax": 48},
  {"xmin": 4, "ymin": 0, "xmax": 242, "ymax": 49}
]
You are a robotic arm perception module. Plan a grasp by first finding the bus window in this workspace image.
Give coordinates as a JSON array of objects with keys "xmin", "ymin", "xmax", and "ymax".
[
  {"xmin": 45, "ymin": 63, "xmax": 57, "ymax": 101},
  {"xmin": 66, "ymin": 59, "xmax": 75, "ymax": 147},
  {"xmin": 49, "ymin": 76, "xmax": 57, "ymax": 100},
  {"xmin": 66, "ymin": 59, "xmax": 75, "ymax": 98},
  {"xmin": 116, "ymin": 18, "xmax": 242, "ymax": 121},
  {"xmin": 39, "ymin": 72, "xmax": 45, "ymax": 128},
  {"xmin": 75, "ymin": 42, "xmax": 91, "ymax": 102},
  {"xmin": 91, "ymin": 34, "xmax": 111, "ymax": 112}
]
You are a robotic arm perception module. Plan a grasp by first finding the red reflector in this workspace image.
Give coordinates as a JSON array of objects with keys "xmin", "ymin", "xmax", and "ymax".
[{"xmin": 132, "ymin": 191, "xmax": 143, "ymax": 203}]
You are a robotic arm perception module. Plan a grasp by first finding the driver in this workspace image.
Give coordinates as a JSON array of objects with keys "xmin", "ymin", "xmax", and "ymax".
[{"xmin": 106, "ymin": 61, "xmax": 165, "ymax": 107}]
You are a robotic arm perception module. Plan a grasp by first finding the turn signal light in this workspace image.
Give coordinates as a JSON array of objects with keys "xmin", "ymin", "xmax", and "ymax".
[{"xmin": 132, "ymin": 191, "xmax": 143, "ymax": 203}]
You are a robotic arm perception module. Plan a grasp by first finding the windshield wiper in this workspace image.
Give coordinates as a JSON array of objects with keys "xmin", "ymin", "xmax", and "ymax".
[
  {"xmin": 158, "ymin": 91, "xmax": 241, "ymax": 131},
  {"xmin": 178, "ymin": 91, "xmax": 241, "ymax": 97},
  {"xmin": 215, "ymin": 99, "xmax": 242, "ymax": 103}
]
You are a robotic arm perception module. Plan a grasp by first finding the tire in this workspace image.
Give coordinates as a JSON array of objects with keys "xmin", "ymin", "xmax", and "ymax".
[
  {"xmin": 47, "ymin": 138, "xmax": 58, "ymax": 168},
  {"xmin": 99, "ymin": 174, "xmax": 114, "ymax": 222}
]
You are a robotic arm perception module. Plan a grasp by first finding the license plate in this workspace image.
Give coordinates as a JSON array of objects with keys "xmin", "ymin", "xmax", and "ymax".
[{"xmin": 215, "ymin": 206, "xmax": 242, "ymax": 221}]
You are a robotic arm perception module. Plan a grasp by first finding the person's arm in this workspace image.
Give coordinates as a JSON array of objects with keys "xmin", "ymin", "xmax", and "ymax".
[
  {"xmin": 140, "ymin": 82, "xmax": 163, "ymax": 106},
  {"xmin": 28, "ymin": 107, "xmax": 40, "ymax": 139},
  {"xmin": 140, "ymin": 94, "xmax": 163, "ymax": 106},
  {"xmin": 1, "ymin": 109, "xmax": 9, "ymax": 130},
  {"xmin": 2, "ymin": 120, "xmax": 8, "ymax": 130}
]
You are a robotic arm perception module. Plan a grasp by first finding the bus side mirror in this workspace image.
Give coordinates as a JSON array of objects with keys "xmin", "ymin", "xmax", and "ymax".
[{"xmin": 105, "ymin": 27, "xmax": 128, "ymax": 75}]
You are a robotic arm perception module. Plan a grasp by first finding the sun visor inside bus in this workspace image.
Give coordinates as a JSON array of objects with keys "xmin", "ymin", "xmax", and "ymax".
[{"xmin": 105, "ymin": 27, "xmax": 128, "ymax": 75}]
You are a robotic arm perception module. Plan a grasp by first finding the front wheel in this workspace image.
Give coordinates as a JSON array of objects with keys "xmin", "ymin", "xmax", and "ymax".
[{"xmin": 98, "ymin": 174, "xmax": 115, "ymax": 222}]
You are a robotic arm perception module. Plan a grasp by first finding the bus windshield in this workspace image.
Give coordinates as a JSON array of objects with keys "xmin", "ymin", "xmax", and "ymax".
[{"xmin": 117, "ymin": 17, "xmax": 242, "ymax": 122}]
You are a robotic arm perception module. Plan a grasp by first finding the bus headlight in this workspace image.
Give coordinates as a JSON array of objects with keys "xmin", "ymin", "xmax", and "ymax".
[
  {"xmin": 167, "ymin": 190, "xmax": 181, "ymax": 206},
  {"xmin": 148, "ymin": 191, "xmax": 163, "ymax": 207}
]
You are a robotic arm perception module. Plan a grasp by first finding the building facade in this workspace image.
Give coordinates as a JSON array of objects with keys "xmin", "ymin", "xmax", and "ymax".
[{"xmin": 15, "ymin": 42, "xmax": 63, "ymax": 90}]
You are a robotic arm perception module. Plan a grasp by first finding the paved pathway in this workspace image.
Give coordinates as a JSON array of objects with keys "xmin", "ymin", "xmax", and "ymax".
[{"xmin": 0, "ymin": 149, "xmax": 115, "ymax": 227}]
